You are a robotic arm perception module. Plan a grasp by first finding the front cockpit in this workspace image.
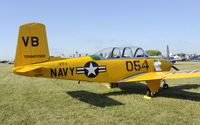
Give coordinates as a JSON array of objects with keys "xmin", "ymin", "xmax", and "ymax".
[{"xmin": 91, "ymin": 46, "xmax": 149, "ymax": 60}]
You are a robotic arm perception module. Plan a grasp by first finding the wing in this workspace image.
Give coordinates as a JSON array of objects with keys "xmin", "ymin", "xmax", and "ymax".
[
  {"xmin": 164, "ymin": 70, "xmax": 200, "ymax": 79},
  {"xmin": 119, "ymin": 70, "xmax": 200, "ymax": 83}
]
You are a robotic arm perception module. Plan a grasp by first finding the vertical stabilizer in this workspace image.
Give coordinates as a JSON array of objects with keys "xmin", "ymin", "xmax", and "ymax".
[{"xmin": 14, "ymin": 23, "xmax": 50, "ymax": 67}]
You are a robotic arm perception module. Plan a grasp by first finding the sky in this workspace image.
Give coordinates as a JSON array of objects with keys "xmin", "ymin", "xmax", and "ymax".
[{"xmin": 0, "ymin": 0, "xmax": 200, "ymax": 60}]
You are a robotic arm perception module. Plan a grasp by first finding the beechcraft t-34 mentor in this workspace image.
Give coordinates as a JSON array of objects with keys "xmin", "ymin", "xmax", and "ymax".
[{"xmin": 13, "ymin": 22, "xmax": 200, "ymax": 98}]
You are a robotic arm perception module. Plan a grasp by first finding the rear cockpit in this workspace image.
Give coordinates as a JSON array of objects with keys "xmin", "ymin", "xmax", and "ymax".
[{"xmin": 91, "ymin": 46, "xmax": 149, "ymax": 60}]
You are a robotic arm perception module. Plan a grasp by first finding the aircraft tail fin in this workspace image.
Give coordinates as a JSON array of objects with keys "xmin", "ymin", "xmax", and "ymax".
[{"xmin": 14, "ymin": 22, "xmax": 50, "ymax": 67}]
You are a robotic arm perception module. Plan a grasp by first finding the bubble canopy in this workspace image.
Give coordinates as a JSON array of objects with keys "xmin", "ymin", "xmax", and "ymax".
[{"xmin": 91, "ymin": 46, "xmax": 149, "ymax": 60}]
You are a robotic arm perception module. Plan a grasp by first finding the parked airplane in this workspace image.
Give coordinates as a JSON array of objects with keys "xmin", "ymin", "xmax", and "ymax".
[{"xmin": 13, "ymin": 23, "xmax": 200, "ymax": 98}]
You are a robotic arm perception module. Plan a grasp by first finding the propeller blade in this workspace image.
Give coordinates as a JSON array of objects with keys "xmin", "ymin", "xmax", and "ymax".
[{"xmin": 172, "ymin": 65, "xmax": 179, "ymax": 71}]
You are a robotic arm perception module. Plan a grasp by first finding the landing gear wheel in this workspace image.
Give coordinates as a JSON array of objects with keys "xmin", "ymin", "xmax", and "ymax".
[
  {"xmin": 110, "ymin": 83, "xmax": 119, "ymax": 88},
  {"xmin": 162, "ymin": 80, "xmax": 169, "ymax": 90},
  {"xmin": 146, "ymin": 87, "xmax": 158, "ymax": 97},
  {"xmin": 163, "ymin": 83, "xmax": 169, "ymax": 90}
]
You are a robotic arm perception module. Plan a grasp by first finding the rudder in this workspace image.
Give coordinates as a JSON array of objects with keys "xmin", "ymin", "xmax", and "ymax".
[{"xmin": 14, "ymin": 22, "xmax": 50, "ymax": 67}]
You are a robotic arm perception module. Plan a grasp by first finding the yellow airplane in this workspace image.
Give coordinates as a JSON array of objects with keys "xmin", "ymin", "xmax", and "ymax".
[{"xmin": 13, "ymin": 22, "xmax": 200, "ymax": 97}]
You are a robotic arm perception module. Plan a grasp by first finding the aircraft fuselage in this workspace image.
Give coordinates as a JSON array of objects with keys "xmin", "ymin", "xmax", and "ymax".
[{"xmin": 13, "ymin": 56, "xmax": 172, "ymax": 83}]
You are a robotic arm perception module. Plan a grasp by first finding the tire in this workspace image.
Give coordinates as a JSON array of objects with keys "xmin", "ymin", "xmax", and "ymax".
[
  {"xmin": 163, "ymin": 84, "xmax": 169, "ymax": 90},
  {"xmin": 146, "ymin": 87, "xmax": 158, "ymax": 97}
]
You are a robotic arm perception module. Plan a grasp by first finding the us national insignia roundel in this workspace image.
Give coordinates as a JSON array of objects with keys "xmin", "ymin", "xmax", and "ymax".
[{"xmin": 76, "ymin": 61, "xmax": 106, "ymax": 78}]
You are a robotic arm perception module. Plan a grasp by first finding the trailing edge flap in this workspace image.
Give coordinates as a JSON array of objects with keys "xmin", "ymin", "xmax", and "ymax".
[
  {"xmin": 119, "ymin": 70, "xmax": 200, "ymax": 83},
  {"xmin": 13, "ymin": 65, "xmax": 43, "ymax": 73}
]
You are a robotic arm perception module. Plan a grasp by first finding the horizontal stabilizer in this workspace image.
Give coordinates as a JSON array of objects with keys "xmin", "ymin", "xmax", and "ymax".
[{"xmin": 13, "ymin": 65, "xmax": 43, "ymax": 73}]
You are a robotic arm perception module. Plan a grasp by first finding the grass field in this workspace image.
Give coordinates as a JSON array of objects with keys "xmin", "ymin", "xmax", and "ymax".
[{"xmin": 0, "ymin": 62, "xmax": 200, "ymax": 125}]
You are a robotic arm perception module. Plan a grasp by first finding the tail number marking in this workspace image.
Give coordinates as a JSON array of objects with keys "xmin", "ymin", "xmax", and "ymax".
[{"xmin": 22, "ymin": 36, "xmax": 39, "ymax": 47}]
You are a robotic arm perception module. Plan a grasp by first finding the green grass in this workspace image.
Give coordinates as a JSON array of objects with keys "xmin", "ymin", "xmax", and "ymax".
[{"xmin": 0, "ymin": 62, "xmax": 200, "ymax": 125}]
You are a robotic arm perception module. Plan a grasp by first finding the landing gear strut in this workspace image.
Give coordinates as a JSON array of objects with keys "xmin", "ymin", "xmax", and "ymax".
[{"xmin": 146, "ymin": 80, "xmax": 161, "ymax": 98}]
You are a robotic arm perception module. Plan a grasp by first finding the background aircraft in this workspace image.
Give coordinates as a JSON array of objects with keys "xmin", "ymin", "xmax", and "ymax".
[{"xmin": 13, "ymin": 22, "xmax": 200, "ymax": 98}]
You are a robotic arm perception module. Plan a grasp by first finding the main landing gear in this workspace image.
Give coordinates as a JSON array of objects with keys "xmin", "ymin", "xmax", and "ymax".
[
  {"xmin": 162, "ymin": 80, "xmax": 169, "ymax": 90},
  {"xmin": 146, "ymin": 87, "xmax": 158, "ymax": 97},
  {"xmin": 106, "ymin": 83, "xmax": 119, "ymax": 89},
  {"xmin": 145, "ymin": 80, "xmax": 169, "ymax": 98},
  {"xmin": 110, "ymin": 83, "xmax": 119, "ymax": 88},
  {"xmin": 107, "ymin": 80, "xmax": 169, "ymax": 98}
]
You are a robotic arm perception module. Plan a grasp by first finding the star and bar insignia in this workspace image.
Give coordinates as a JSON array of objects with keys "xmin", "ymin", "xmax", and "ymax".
[{"xmin": 76, "ymin": 61, "xmax": 106, "ymax": 78}]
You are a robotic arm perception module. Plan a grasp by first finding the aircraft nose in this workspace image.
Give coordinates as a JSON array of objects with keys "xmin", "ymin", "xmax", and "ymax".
[{"xmin": 158, "ymin": 59, "xmax": 172, "ymax": 71}]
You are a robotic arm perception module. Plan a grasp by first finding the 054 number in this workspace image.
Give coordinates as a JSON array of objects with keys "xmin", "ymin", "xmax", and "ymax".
[{"xmin": 126, "ymin": 60, "xmax": 149, "ymax": 71}]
